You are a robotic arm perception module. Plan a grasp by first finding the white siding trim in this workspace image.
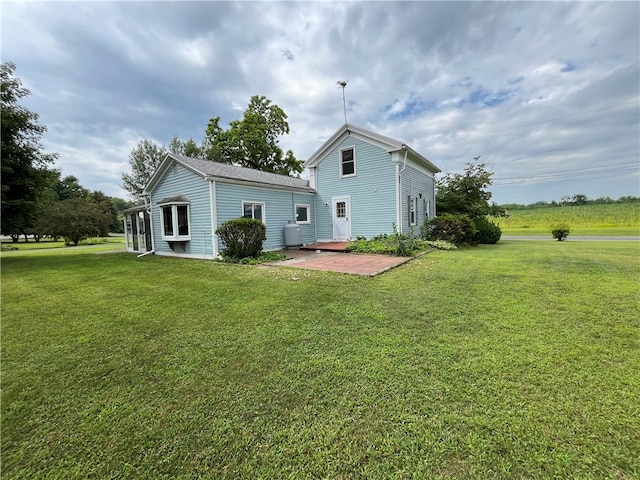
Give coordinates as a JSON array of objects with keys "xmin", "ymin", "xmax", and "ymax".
[{"xmin": 209, "ymin": 180, "xmax": 219, "ymax": 258}]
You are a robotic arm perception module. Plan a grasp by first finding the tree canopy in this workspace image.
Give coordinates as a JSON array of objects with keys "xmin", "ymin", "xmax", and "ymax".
[
  {"xmin": 1, "ymin": 61, "xmax": 58, "ymax": 237},
  {"xmin": 122, "ymin": 96, "xmax": 303, "ymax": 201},
  {"xmin": 36, "ymin": 197, "xmax": 112, "ymax": 246},
  {"xmin": 203, "ymin": 96, "xmax": 303, "ymax": 176},
  {"xmin": 122, "ymin": 140, "xmax": 168, "ymax": 202},
  {"xmin": 436, "ymin": 161, "xmax": 496, "ymax": 218}
]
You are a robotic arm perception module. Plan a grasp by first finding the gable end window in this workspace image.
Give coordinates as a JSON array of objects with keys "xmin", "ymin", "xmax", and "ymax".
[
  {"xmin": 160, "ymin": 202, "xmax": 191, "ymax": 241},
  {"xmin": 340, "ymin": 147, "xmax": 356, "ymax": 177},
  {"xmin": 243, "ymin": 202, "xmax": 265, "ymax": 223},
  {"xmin": 295, "ymin": 204, "xmax": 310, "ymax": 224}
]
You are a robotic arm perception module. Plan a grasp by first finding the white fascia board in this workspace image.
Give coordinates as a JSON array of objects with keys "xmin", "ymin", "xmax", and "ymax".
[
  {"xmin": 387, "ymin": 147, "xmax": 440, "ymax": 174},
  {"xmin": 205, "ymin": 176, "xmax": 315, "ymax": 194},
  {"xmin": 305, "ymin": 124, "xmax": 401, "ymax": 168}
]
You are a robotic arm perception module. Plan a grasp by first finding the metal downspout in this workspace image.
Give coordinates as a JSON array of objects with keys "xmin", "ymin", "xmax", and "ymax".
[{"xmin": 398, "ymin": 145, "xmax": 408, "ymax": 233}]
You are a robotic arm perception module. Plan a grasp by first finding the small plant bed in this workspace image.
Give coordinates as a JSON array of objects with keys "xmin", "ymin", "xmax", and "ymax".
[
  {"xmin": 218, "ymin": 250, "xmax": 286, "ymax": 265},
  {"xmin": 346, "ymin": 233, "xmax": 455, "ymax": 256}
]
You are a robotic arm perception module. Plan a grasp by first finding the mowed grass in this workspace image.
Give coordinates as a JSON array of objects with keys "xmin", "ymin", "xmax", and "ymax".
[
  {"xmin": 2, "ymin": 241, "xmax": 639, "ymax": 479},
  {"xmin": 1, "ymin": 236, "xmax": 125, "ymax": 252},
  {"xmin": 496, "ymin": 202, "xmax": 640, "ymax": 236}
]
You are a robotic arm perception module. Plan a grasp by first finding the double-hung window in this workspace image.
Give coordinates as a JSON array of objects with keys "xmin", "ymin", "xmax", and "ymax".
[
  {"xmin": 408, "ymin": 196, "xmax": 417, "ymax": 226},
  {"xmin": 340, "ymin": 147, "xmax": 356, "ymax": 177},
  {"xmin": 243, "ymin": 202, "xmax": 265, "ymax": 223},
  {"xmin": 295, "ymin": 204, "xmax": 310, "ymax": 224},
  {"xmin": 160, "ymin": 201, "xmax": 191, "ymax": 241}
]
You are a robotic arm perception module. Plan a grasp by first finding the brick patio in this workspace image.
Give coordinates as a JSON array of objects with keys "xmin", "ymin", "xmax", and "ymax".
[{"xmin": 265, "ymin": 249, "xmax": 413, "ymax": 276}]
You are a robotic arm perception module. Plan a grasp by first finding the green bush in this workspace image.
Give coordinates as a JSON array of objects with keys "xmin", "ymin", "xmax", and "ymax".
[
  {"xmin": 426, "ymin": 214, "xmax": 477, "ymax": 245},
  {"xmin": 551, "ymin": 224, "xmax": 570, "ymax": 241},
  {"xmin": 473, "ymin": 216, "xmax": 502, "ymax": 244},
  {"xmin": 346, "ymin": 225, "xmax": 424, "ymax": 256},
  {"xmin": 215, "ymin": 218, "xmax": 266, "ymax": 259}
]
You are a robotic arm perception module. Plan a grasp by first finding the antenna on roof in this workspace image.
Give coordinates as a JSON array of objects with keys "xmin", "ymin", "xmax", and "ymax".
[{"xmin": 337, "ymin": 80, "xmax": 348, "ymax": 125}]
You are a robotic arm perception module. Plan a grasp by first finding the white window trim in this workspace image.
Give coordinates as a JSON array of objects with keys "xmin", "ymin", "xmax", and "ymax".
[
  {"xmin": 295, "ymin": 204, "xmax": 311, "ymax": 224},
  {"xmin": 159, "ymin": 202, "xmax": 191, "ymax": 241},
  {"xmin": 339, "ymin": 146, "xmax": 356, "ymax": 178},
  {"xmin": 242, "ymin": 201, "xmax": 266, "ymax": 225}
]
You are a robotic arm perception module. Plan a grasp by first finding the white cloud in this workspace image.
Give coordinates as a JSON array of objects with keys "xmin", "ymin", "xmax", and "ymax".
[{"xmin": 2, "ymin": 1, "xmax": 638, "ymax": 203}]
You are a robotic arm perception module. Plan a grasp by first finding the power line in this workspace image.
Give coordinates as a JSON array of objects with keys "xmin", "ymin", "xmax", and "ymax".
[
  {"xmin": 494, "ymin": 164, "xmax": 639, "ymax": 185},
  {"xmin": 495, "ymin": 161, "xmax": 638, "ymax": 180},
  {"xmin": 449, "ymin": 99, "xmax": 639, "ymax": 143}
]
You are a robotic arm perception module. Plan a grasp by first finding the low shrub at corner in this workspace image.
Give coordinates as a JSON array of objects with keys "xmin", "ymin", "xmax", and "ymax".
[
  {"xmin": 473, "ymin": 216, "xmax": 502, "ymax": 244},
  {"xmin": 425, "ymin": 214, "xmax": 477, "ymax": 245},
  {"xmin": 215, "ymin": 218, "xmax": 266, "ymax": 260}
]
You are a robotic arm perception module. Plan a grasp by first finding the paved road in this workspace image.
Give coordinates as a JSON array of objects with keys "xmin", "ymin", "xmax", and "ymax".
[{"xmin": 501, "ymin": 236, "xmax": 640, "ymax": 241}]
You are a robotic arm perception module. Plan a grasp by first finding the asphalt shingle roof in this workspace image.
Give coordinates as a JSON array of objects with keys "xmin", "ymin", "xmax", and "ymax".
[{"xmin": 170, "ymin": 154, "xmax": 314, "ymax": 193}]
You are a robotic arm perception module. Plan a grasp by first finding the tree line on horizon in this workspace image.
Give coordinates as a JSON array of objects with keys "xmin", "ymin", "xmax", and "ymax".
[{"xmin": 499, "ymin": 194, "xmax": 640, "ymax": 211}]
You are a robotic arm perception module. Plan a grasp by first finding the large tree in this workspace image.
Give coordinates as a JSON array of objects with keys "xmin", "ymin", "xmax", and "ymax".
[
  {"xmin": 56, "ymin": 174, "xmax": 89, "ymax": 201},
  {"xmin": 1, "ymin": 62, "xmax": 58, "ymax": 239},
  {"xmin": 203, "ymin": 95, "xmax": 304, "ymax": 176},
  {"xmin": 436, "ymin": 161, "xmax": 495, "ymax": 218},
  {"xmin": 122, "ymin": 139, "xmax": 167, "ymax": 201},
  {"xmin": 36, "ymin": 197, "xmax": 111, "ymax": 246}
]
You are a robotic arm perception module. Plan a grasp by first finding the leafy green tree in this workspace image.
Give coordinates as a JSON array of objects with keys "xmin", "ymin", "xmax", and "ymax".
[
  {"xmin": 90, "ymin": 190, "xmax": 120, "ymax": 235},
  {"xmin": 36, "ymin": 197, "xmax": 111, "ymax": 246},
  {"xmin": 1, "ymin": 61, "xmax": 59, "ymax": 241},
  {"xmin": 168, "ymin": 135, "xmax": 202, "ymax": 158},
  {"xmin": 122, "ymin": 139, "xmax": 167, "ymax": 201},
  {"xmin": 436, "ymin": 161, "xmax": 494, "ymax": 218},
  {"xmin": 56, "ymin": 175, "xmax": 89, "ymax": 200},
  {"xmin": 203, "ymin": 95, "xmax": 303, "ymax": 176},
  {"xmin": 110, "ymin": 196, "xmax": 134, "ymax": 234}
]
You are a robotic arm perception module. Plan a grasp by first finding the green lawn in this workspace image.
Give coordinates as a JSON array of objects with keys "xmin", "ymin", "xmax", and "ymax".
[
  {"xmin": 1, "ymin": 235, "xmax": 125, "ymax": 252},
  {"xmin": 2, "ymin": 241, "xmax": 639, "ymax": 479}
]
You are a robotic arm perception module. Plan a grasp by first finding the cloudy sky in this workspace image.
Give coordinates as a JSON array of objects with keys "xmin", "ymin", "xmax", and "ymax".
[{"xmin": 3, "ymin": 1, "xmax": 639, "ymax": 204}]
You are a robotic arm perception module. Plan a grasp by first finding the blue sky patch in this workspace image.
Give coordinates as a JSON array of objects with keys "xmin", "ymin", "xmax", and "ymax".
[
  {"xmin": 469, "ymin": 88, "xmax": 512, "ymax": 107},
  {"xmin": 383, "ymin": 95, "xmax": 437, "ymax": 120}
]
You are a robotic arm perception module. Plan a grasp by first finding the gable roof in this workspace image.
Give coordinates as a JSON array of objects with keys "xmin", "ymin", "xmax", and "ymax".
[
  {"xmin": 144, "ymin": 153, "xmax": 315, "ymax": 194},
  {"xmin": 304, "ymin": 123, "xmax": 441, "ymax": 173}
]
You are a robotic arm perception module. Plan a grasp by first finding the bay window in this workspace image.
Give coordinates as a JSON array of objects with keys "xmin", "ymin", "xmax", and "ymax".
[{"xmin": 160, "ymin": 202, "xmax": 191, "ymax": 240}]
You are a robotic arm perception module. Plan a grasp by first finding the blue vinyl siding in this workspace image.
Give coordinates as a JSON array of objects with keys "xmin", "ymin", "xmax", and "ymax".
[
  {"xmin": 315, "ymin": 136, "xmax": 397, "ymax": 240},
  {"xmin": 216, "ymin": 183, "xmax": 315, "ymax": 251},
  {"xmin": 400, "ymin": 162, "xmax": 436, "ymax": 233},
  {"xmin": 150, "ymin": 161, "xmax": 214, "ymax": 258}
]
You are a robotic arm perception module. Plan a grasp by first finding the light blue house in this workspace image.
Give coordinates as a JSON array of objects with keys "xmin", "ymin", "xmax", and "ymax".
[
  {"xmin": 123, "ymin": 124, "xmax": 440, "ymax": 259},
  {"xmin": 305, "ymin": 124, "xmax": 440, "ymax": 241}
]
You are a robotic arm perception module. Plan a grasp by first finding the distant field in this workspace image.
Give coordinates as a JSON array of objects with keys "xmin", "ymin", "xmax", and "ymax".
[{"xmin": 494, "ymin": 203, "xmax": 640, "ymax": 236}]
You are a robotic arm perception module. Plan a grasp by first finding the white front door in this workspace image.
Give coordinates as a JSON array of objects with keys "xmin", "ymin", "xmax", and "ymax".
[{"xmin": 332, "ymin": 195, "xmax": 351, "ymax": 241}]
